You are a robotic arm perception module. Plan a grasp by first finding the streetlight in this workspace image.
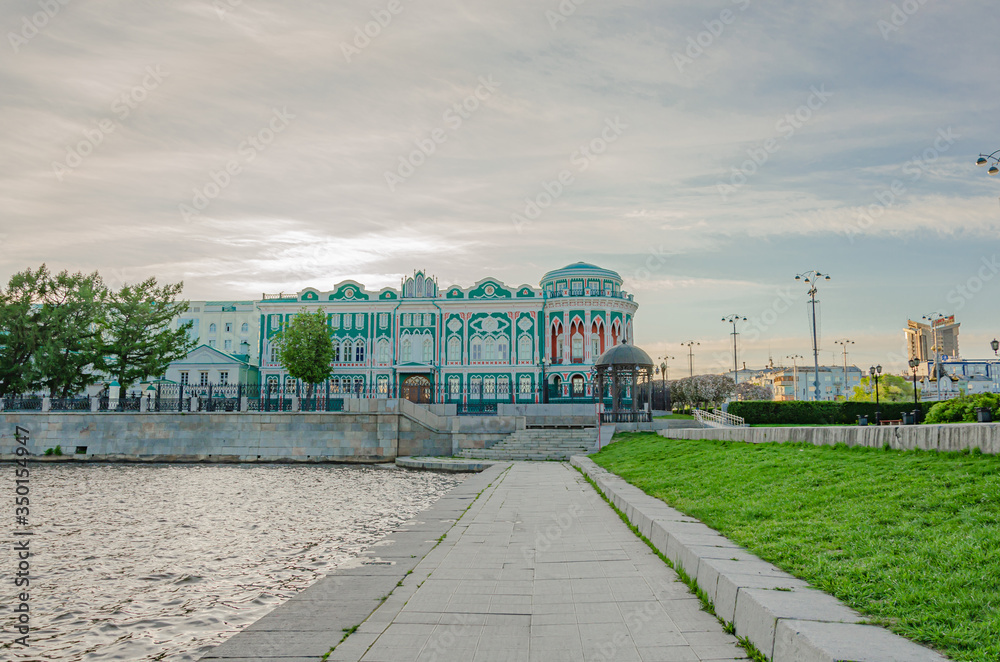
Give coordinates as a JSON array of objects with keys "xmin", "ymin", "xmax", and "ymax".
[
  {"xmin": 976, "ymin": 150, "xmax": 1000, "ymax": 176},
  {"xmin": 991, "ymin": 339, "xmax": 999, "ymax": 356},
  {"xmin": 722, "ymin": 315, "xmax": 747, "ymax": 384},
  {"xmin": 681, "ymin": 341, "xmax": 699, "ymax": 378},
  {"xmin": 908, "ymin": 357, "xmax": 920, "ymax": 420},
  {"xmin": 795, "ymin": 270, "xmax": 831, "ymax": 401},
  {"xmin": 869, "ymin": 364, "xmax": 882, "ymax": 424},
  {"xmin": 922, "ymin": 312, "xmax": 948, "ymax": 402},
  {"xmin": 833, "ymin": 339, "xmax": 854, "ymax": 400},
  {"xmin": 786, "ymin": 354, "xmax": 803, "ymax": 401}
]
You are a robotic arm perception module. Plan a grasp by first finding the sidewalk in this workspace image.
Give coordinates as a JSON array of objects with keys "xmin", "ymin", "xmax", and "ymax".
[{"xmin": 330, "ymin": 462, "xmax": 746, "ymax": 661}]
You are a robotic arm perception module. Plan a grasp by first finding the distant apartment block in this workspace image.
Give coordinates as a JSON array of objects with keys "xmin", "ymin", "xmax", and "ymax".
[{"xmin": 905, "ymin": 316, "xmax": 960, "ymax": 362}]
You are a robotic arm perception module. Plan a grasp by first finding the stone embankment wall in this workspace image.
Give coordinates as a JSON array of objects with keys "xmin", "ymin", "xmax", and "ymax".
[
  {"xmin": 658, "ymin": 423, "xmax": 1000, "ymax": 454},
  {"xmin": 0, "ymin": 398, "xmax": 523, "ymax": 462}
]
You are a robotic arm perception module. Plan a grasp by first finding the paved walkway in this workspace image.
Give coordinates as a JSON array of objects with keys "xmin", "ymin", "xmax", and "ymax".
[{"xmin": 329, "ymin": 462, "xmax": 746, "ymax": 662}]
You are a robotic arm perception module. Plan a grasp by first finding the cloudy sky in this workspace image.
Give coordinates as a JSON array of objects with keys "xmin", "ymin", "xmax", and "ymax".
[{"xmin": 2, "ymin": 0, "xmax": 998, "ymax": 375}]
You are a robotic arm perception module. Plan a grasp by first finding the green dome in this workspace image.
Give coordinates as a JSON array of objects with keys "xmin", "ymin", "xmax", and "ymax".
[{"xmin": 541, "ymin": 262, "xmax": 622, "ymax": 286}]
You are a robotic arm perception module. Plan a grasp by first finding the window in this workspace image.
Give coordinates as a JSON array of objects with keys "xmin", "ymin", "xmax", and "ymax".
[
  {"xmin": 484, "ymin": 376, "xmax": 496, "ymax": 398},
  {"xmin": 331, "ymin": 340, "xmax": 340, "ymax": 363},
  {"xmin": 498, "ymin": 376, "xmax": 510, "ymax": 397},
  {"xmin": 378, "ymin": 313, "xmax": 388, "ymax": 328},
  {"xmin": 180, "ymin": 371, "xmax": 189, "ymax": 386},
  {"xmin": 241, "ymin": 322, "xmax": 248, "ymax": 333},
  {"xmin": 471, "ymin": 338, "xmax": 483, "ymax": 361},
  {"xmin": 354, "ymin": 339, "xmax": 365, "ymax": 363},
  {"xmin": 219, "ymin": 371, "xmax": 229, "ymax": 386},
  {"xmin": 341, "ymin": 339, "xmax": 351, "ymax": 362},
  {"xmin": 591, "ymin": 335, "xmax": 600, "ymax": 359},
  {"xmin": 424, "ymin": 313, "xmax": 432, "ymax": 326},
  {"xmin": 225, "ymin": 322, "xmax": 232, "ymax": 333},
  {"xmin": 344, "ymin": 314, "xmax": 353, "ymax": 330},
  {"xmin": 425, "ymin": 280, "xmax": 435, "ymax": 297},
  {"xmin": 485, "ymin": 338, "xmax": 496, "ymax": 361},
  {"xmin": 377, "ymin": 375, "xmax": 388, "ymax": 395},
  {"xmin": 402, "ymin": 313, "xmax": 410, "ymax": 327},
  {"xmin": 470, "ymin": 376, "xmax": 482, "ymax": 398},
  {"xmin": 519, "ymin": 375, "xmax": 531, "ymax": 394},
  {"xmin": 355, "ymin": 313, "xmax": 364, "ymax": 329},
  {"xmin": 270, "ymin": 345, "xmax": 278, "ymax": 362},
  {"xmin": 378, "ymin": 339, "xmax": 389, "ymax": 364},
  {"xmin": 200, "ymin": 372, "xmax": 209, "ymax": 386},
  {"xmin": 448, "ymin": 336, "xmax": 461, "ymax": 363},
  {"xmin": 330, "ymin": 377, "xmax": 342, "ymax": 394},
  {"xmin": 209, "ymin": 323, "xmax": 217, "ymax": 334},
  {"xmin": 209, "ymin": 340, "xmax": 216, "ymax": 348},
  {"xmin": 330, "ymin": 313, "xmax": 340, "ymax": 329},
  {"xmin": 572, "ymin": 333, "xmax": 583, "ymax": 360},
  {"xmin": 285, "ymin": 376, "xmax": 296, "ymax": 394},
  {"xmin": 224, "ymin": 339, "xmax": 232, "ymax": 350},
  {"xmin": 401, "ymin": 338, "xmax": 412, "ymax": 362},
  {"xmin": 449, "ymin": 375, "xmax": 460, "ymax": 396}
]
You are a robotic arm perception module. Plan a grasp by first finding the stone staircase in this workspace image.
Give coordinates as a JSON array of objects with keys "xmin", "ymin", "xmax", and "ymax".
[{"xmin": 457, "ymin": 427, "xmax": 598, "ymax": 461}]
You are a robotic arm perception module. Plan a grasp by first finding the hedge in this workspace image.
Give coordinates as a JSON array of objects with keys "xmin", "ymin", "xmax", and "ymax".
[{"xmin": 727, "ymin": 400, "xmax": 933, "ymax": 425}]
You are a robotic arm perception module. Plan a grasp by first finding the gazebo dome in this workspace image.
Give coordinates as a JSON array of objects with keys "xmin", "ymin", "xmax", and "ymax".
[{"xmin": 595, "ymin": 341, "xmax": 653, "ymax": 367}]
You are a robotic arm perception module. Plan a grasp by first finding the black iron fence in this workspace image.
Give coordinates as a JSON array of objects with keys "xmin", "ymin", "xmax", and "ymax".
[
  {"xmin": 50, "ymin": 397, "xmax": 91, "ymax": 411},
  {"xmin": 2, "ymin": 396, "xmax": 43, "ymax": 411}
]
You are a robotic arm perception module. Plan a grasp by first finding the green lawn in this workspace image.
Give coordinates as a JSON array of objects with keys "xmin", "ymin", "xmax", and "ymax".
[
  {"xmin": 592, "ymin": 433, "xmax": 1000, "ymax": 662},
  {"xmin": 654, "ymin": 413, "xmax": 695, "ymax": 420}
]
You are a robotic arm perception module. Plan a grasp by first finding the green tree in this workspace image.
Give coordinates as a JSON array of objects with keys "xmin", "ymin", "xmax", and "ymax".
[
  {"xmin": 34, "ymin": 269, "xmax": 108, "ymax": 397},
  {"xmin": 273, "ymin": 308, "xmax": 334, "ymax": 400},
  {"xmin": 99, "ymin": 278, "xmax": 196, "ymax": 388},
  {"xmin": 850, "ymin": 374, "xmax": 917, "ymax": 403},
  {"xmin": 0, "ymin": 266, "xmax": 47, "ymax": 397}
]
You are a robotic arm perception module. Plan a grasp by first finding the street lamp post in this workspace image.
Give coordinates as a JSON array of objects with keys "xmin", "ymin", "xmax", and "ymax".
[
  {"xmin": 795, "ymin": 271, "xmax": 831, "ymax": 401},
  {"xmin": 908, "ymin": 357, "xmax": 920, "ymax": 420},
  {"xmin": 681, "ymin": 341, "xmax": 699, "ymax": 378},
  {"xmin": 976, "ymin": 150, "xmax": 1000, "ymax": 176},
  {"xmin": 869, "ymin": 364, "xmax": 882, "ymax": 424},
  {"xmin": 833, "ymin": 339, "xmax": 854, "ymax": 400},
  {"xmin": 722, "ymin": 315, "xmax": 747, "ymax": 384},
  {"xmin": 786, "ymin": 354, "xmax": 803, "ymax": 401}
]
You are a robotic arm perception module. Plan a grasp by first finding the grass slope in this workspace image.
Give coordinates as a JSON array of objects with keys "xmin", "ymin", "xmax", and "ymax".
[{"xmin": 592, "ymin": 433, "xmax": 1000, "ymax": 662}]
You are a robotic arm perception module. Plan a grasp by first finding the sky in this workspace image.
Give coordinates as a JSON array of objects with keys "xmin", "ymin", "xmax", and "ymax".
[{"xmin": 1, "ymin": 0, "xmax": 998, "ymax": 376}]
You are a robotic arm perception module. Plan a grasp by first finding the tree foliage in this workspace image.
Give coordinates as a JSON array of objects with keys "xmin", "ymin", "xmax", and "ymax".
[
  {"xmin": 273, "ymin": 308, "xmax": 334, "ymax": 399},
  {"xmin": 735, "ymin": 381, "xmax": 773, "ymax": 401},
  {"xmin": 669, "ymin": 374, "xmax": 736, "ymax": 409},
  {"xmin": 100, "ymin": 278, "xmax": 196, "ymax": 388},
  {"xmin": 850, "ymin": 374, "xmax": 917, "ymax": 403},
  {"xmin": 0, "ymin": 266, "xmax": 47, "ymax": 397}
]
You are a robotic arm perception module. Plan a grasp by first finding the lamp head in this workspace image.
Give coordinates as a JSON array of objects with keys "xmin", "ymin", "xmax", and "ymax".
[
  {"xmin": 991, "ymin": 165, "xmax": 1000, "ymax": 176},
  {"xmin": 978, "ymin": 156, "xmax": 989, "ymax": 167},
  {"xmin": 876, "ymin": 364, "xmax": 882, "ymax": 374},
  {"xmin": 869, "ymin": 366, "xmax": 875, "ymax": 376},
  {"xmin": 992, "ymin": 338, "xmax": 999, "ymax": 354}
]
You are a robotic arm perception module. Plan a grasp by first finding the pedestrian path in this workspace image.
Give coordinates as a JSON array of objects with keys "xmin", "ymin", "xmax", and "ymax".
[{"xmin": 329, "ymin": 462, "xmax": 746, "ymax": 661}]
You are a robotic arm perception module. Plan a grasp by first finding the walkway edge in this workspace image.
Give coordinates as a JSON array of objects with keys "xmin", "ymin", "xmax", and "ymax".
[{"xmin": 570, "ymin": 455, "xmax": 948, "ymax": 662}]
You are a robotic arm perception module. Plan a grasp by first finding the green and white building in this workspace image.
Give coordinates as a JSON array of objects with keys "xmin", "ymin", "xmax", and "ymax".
[{"xmin": 256, "ymin": 262, "xmax": 638, "ymax": 403}]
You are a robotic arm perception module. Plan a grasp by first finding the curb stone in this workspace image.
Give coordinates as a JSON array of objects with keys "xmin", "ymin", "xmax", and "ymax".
[{"xmin": 570, "ymin": 455, "xmax": 949, "ymax": 662}]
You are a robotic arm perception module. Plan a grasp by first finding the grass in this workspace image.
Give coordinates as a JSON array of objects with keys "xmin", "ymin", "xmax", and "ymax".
[
  {"xmin": 591, "ymin": 432, "xmax": 1000, "ymax": 662},
  {"xmin": 654, "ymin": 413, "xmax": 695, "ymax": 420}
]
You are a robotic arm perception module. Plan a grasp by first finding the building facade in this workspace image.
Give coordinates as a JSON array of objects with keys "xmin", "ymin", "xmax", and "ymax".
[
  {"xmin": 175, "ymin": 301, "xmax": 260, "ymax": 364},
  {"xmin": 751, "ymin": 365, "xmax": 864, "ymax": 401},
  {"xmin": 255, "ymin": 262, "xmax": 637, "ymax": 403},
  {"xmin": 905, "ymin": 316, "xmax": 960, "ymax": 362}
]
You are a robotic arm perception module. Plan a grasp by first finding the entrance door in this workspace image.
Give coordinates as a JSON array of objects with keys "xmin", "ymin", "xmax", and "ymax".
[{"xmin": 402, "ymin": 375, "xmax": 432, "ymax": 404}]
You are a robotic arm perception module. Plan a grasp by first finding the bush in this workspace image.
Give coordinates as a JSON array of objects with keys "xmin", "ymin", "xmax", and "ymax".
[
  {"xmin": 728, "ymin": 400, "xmax": 932, "ymax": 425},
  {"xmin": 924, "ymin": 393, "xmax": 1000, "ymax": 423}
]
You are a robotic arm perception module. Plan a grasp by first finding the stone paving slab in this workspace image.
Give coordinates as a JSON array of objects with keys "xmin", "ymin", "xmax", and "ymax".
[
  {"xmin": 396, "ymin": 456, "xmax": 496, "ymax": 472},
  {"xmin": 572, "ymin": 455, "xmax": 950, "ymax": 662}
]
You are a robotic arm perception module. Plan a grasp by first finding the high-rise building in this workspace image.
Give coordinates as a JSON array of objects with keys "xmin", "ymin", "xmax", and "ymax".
[{"xmin": 905, "ymin": 316, "xmax": 960, "ymax": 362}]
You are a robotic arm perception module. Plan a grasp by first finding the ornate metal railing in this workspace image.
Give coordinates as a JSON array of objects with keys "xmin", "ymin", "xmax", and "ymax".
[
  {"xmin": 599, "ymin": 411, "xmax": 651, "ymax": 423},
  {"xmin": 50, "ymin": 397, "xmax": 91, "ymax": 411},
  {"xmin": 457, "ymin": 402, "xmax": 498, "ymax": 416},
  {"xmin": 2, "ymin": 396, "xmax": 43, "ymax": 411}
]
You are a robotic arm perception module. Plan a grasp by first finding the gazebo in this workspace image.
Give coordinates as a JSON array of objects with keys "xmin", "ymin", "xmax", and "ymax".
[{"xmin": 594, "ymin": 341, "xmax": 654, "ymax": 423}]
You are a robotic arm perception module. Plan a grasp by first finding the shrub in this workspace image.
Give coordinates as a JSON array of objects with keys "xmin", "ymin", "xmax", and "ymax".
[
  {"xmin": 924, "ymin": 393, "xmax": 1000, "ymax": 423},
  {"xmin": 728, "ymin": 400, "xmax": 932, "ymax": 425}
]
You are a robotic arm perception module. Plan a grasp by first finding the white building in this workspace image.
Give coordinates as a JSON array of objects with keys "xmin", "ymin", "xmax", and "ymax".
[{"xmin": 174, "ymin": 301, "xmax": 260, "ymax": 364}]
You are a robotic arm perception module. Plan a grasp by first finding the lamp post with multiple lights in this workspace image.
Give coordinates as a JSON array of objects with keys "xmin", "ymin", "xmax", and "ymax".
[
  {"xmin": 795, "ymin": 270, "xmax": 830, "ymax": 401},
  {"xmin": 721, "ymin": 315, "xmax": 747, "ymax": 384},
  {"xmin": 833, "ymin": 339, "xmax": 854, "ymax": 399},
  {"xmin": 908, "ymin": 357, "xmax": 920, "ymax": 418},
  {"xmin": 681, "ymin": 341, "xmax": 699, "ymax": 378},
  {"xmin": 991, "ymin": 339, "xmax": 999, "ymax": 394},
  {"xmin": 976, "ymin": 151, "xmax": 1000, "ymax": 176},
  {"xmin": 786, "ymin": 354, "xmax": 803, "ymax": 401},
  {"xmin": 869, "ymin": 364, "xmax": 883, "ymax": 424}
]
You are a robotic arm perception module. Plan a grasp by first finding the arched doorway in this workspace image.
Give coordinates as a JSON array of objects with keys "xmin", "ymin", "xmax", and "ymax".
[{"xmin": 402, "ymin": 375, "xmax": 432, "ymax": 404}]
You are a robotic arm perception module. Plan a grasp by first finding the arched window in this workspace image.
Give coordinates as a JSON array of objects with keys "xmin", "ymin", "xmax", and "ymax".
[
  {"xmin": 611, "ymin": 321, "xmax": 620, "ymax": 346},
  {"xmin": 498, "ymin": 376, "xmax": 510, "ymax": 397},
  {"xmin": 485, "ymin": 338, "xmax": 497, "ymax": 361},
  {"xmin": 377, "ymin": 339, "xmax": 389, "ymax": 364},
  {"xmin": 448, "ymin": 336, "xmax": 461, "ymax": 363},
  {"xmin": 401, "ymin": 338, "xmax": 412, "ymax": 362},
  {"xmin": 331, "ymin": 339, "xmax": 340, "ymax": 362},
  {"xmin": 376, "ymin": 375, "xmax": 389, "ymax": 396},
  {"xmin": 209, "ymin": 323, "xmax": 217, "ymax": 334},
  {"xmin": 241, "ymin": 322, "xmax": 249, "ymax": 333},
  {"xmin": 572, "ymin": 374, "xmax": 585, "ymax": 396},
  {"xmin": 471, "ymin": 337, "xmax": 483, "ymax": 361},
  {"xmin": 354, "ymin": 339, "xmax": 365, "ymax": 363},
  {"xmin": 470, "ymin": 376, "xmax": 482, "ymax": 398},
  {"xmin": 422, "ymin": 336, "xmax": 433, "ymax": 362},
  {"xmin": 498, "ymin": 341, "xmax": 508, "ymax": 363},
  {"xmin": 483, "ymin": 376, "xmax": 496, "ymax": 398},
  {"xmin": 341, "ymin": 339, "xmax": 351, "ymax": 362},
  {"xmin": 424, "ymin": 280, "xmax": 435, "ymax": 297},
  {"xmin": 572, "ymin": 334, "xmax": 583, "ymax": 361},
  {"xmin": 448, "ymin": 375, "xmax": 461, "ymax": 397},
  {"xmin": 404, "ymin": 279, "xmax": 414, "ymax": 297},
  {"xmin": 550, "ymin": 320, "xmax": 563, "ymax": 361},
  {"xmin": 517, "ymin": 335, "xmax": 531, "ymax": 363},
  {"xmin": 519, "ymin": 375, "xmax": 531, "ymax": 396}
]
